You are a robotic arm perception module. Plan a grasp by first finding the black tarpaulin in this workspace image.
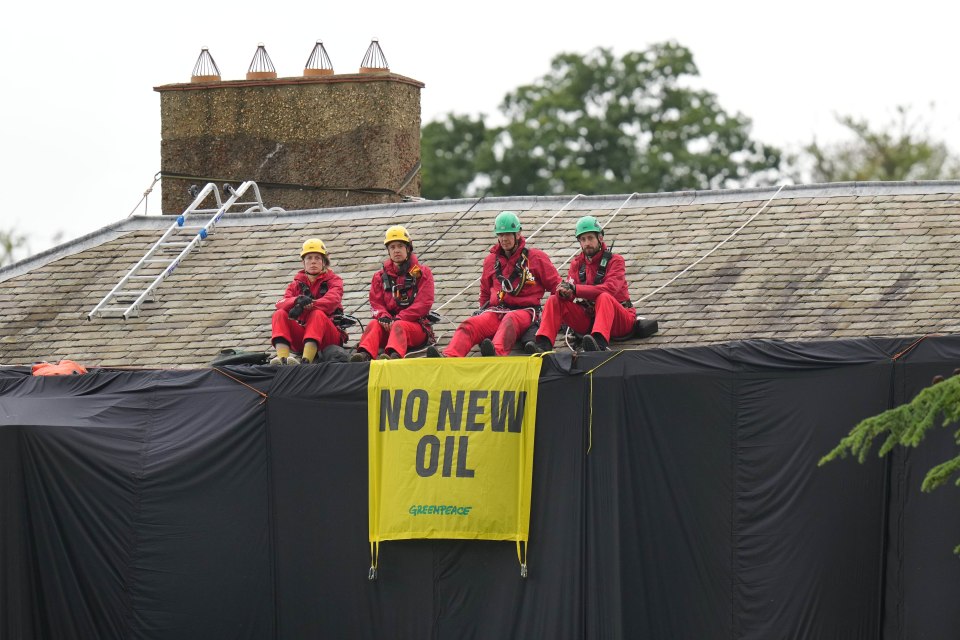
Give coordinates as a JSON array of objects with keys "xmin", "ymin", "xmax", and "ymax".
[
  {"xmin": 2, "ymin": 337, "xmax": 960, "ymax": 639},
  {"xmin": 0, "ymin": 369, "xmax": 273, "ymax": 640}
]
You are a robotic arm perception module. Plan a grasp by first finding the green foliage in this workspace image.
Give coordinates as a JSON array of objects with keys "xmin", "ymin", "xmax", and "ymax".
[
  {"xmin": 0, "ymin": 227, "xmax": 28, "ymax": 267},
  {"xmin": 804, "ymin": 106, "xmax": 960, "ymax": 182},
  {"xmin": 420, "ymin": 114, "xmax": 494, "ymax": 200},
  {"xmin": 820, "ymin": 375, "xmax": 960, "ymax": 552},
  {"xmin": 421, "ymin": 43, "xmax": 781, "ymax": 199}
]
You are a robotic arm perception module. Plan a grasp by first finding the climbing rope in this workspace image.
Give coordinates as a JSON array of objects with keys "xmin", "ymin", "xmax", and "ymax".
[{"xmin": 634, "ymin": 184, "xmax": 785, "ymax": 304}]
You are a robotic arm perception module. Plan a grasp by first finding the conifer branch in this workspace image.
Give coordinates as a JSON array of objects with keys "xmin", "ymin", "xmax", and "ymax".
[{"xmin": 820, "ymin": 374, "xmax": 960, "ymax": 553}]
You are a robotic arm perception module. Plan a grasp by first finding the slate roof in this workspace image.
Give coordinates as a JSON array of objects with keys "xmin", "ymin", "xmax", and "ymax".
[{"xmin": 2, "ymin": 182, "xmax": 960, "ymax": 368}]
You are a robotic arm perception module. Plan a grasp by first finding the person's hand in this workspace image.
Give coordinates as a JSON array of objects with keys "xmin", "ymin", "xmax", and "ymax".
[
  {"xmin": 379, "ymin": 317, "xmax": 393, "ymax": 330},
  {"xmin": 558, "ymin": 282, "xmax": 575, "ymax": 299}
]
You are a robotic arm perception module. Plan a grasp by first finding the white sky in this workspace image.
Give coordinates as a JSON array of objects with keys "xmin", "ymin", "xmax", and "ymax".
[{"xmin": 2, "ymin": 0, "xmax": 958, "ymax": 256}]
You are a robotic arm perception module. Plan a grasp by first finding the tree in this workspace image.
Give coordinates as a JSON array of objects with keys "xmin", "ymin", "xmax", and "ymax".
[
  {"xmin": 819, "ymin": 374, "xmax": 960, "ymax": 552},
  {"xmin": 0, "ymin": 228, "xmax": 28, "ymax": 267},
  {"xmin": 421, "ymin": 43, "xmax": 781, "ymax": 199},
  {"xmin": 420, "ymin": 114, "xmax": 493, "ymax": 200},
  {"xmin": 804, "ymin": 106, "xmax": 960, "ymax": 182}
]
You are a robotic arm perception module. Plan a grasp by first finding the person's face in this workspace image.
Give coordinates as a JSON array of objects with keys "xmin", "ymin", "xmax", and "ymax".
[
  {"xmin": 497, "ymin": 233, "xmax": 518, "ymax": 254},
  {"xmin": 302, "ymin": 252, "xmax": 326, "ymax": 275},
  {"xmin": 387, "ymin": 241, "xmax": 409, "ymax": 264},
  {"xmin": 578, "ymin": 232, "xmax": 602, "ymax": 257}
]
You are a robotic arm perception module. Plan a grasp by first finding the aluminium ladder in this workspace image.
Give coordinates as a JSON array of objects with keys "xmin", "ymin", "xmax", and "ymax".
[{"xmin": 89, "ymin": 181, "xmax": 276, "ymax": 320}]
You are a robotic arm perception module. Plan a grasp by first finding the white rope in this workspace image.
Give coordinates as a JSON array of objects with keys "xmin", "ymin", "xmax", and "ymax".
[
  {"xmin": 435, "ymin": 193, "xmax": 585, "ymax": 312},
  {"xmin": 127, "ymin": 172, "xmax": 161, "ymax": 218},
  {"xmin": 634, "ymin": 184, "xmax": 785, "ymax": 304}
]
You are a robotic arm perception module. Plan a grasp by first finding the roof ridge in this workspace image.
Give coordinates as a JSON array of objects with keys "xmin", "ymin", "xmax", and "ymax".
[{"xmin": 4, "ymin": 181, "xmax": 959, "ymax": 284}]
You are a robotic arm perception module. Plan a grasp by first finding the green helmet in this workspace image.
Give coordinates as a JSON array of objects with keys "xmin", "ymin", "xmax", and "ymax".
[
  {"xmin": 575, "ymin": 215, "xmax": 603, "ymax": 238},
  {"xmin": 494, "ymin": 211, "xmax": 522, "ymax": 235}
]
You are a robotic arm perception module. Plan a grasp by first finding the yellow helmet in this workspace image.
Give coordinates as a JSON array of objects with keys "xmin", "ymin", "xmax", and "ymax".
[
  {"xmin": 384, "ymin": 225, "xmax": 412, "ymax": 246},
  {"xmin": 300, "ymin": 238, "xmax": 328, "ymax": 259}
]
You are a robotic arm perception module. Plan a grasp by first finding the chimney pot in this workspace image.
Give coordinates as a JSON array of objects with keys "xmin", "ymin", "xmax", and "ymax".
[
  {"xmin": 247, "ymin": 43, "xmax": 277, "ymax": 80},
  {"xmin": 304, "ymin": 39, "xmax": 334, "ymax": 77},
  {"xmin": 359, "ymin": 38, "xmax": 389, "ymax": 74},
  {"xmin": 191, "ymin": 47, "xmax": 221, "ymax": 83}
]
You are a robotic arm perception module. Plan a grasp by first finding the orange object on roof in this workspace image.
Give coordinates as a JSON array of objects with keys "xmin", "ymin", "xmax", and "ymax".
[{"xmin": 32, "ymin": 360, "xmax": 88, "ymax": 376}]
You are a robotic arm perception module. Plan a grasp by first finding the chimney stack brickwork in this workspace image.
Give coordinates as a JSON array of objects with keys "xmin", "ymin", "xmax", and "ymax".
[{"xmin": 154, "ymin": 74, "xmax": 423, "ymax": 214}]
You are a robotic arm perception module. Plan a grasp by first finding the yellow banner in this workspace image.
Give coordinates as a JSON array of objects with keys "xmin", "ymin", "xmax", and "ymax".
[{"xmin": 368, "ymin": 357, "xmax": 541, "ymax": 545}]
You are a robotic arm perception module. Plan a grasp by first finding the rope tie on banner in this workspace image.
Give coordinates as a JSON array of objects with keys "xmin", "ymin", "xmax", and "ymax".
[
  {"xmin": 583, "ymin": 350, "xmax": 626, "ymax": 454},
  {"xmin": 212, "ymin": 367, "xmax": 269, "ymax": 405},
  {"xmin": 436, "ymin": 194, "xmax": 584, "ymax": 313},
  {"xmin": 635, "ymin": 184, "xmax": 785, "ymax": 305},
  {"xmin": 369, "ymin": 541, "xmax": 379, "ymax": 580},
  {"xmin": 516, "ymin": 541, "xmax": 528, "ymax": 578}
]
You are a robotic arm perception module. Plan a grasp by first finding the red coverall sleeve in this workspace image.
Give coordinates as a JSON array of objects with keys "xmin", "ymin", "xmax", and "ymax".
[
  {"xmin": 369, "ymin": 272, "xmax": 393, "ymax": 319},
  {"xmin": 397, "ymin": 266, "xmax": 435, "ymax": 321},
  {"xmin": 533, "ymin": 250, "xmax": 562, "ymax": 294},
  {"xmin": 311, "ymin": 273, "xmax": 343, "ymax": 316},
  {"xmin": 565, "ymin": 261, "xmax": 579, "ymax": 285},
  {"xmin": 275, "ymin": 281, "xmax": 300, "ymax": 312},
  {"xmin": 576, "ymin": 254, "xmax": 627, "ymax": 301},
  {"xmin": 479, "ymin": 254, "xmax": 495, "ymax": 308}
]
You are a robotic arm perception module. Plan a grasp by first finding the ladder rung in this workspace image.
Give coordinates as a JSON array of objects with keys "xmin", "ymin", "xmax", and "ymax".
[
  {"xmin": 130, "ymin": 275, "xmax": 160, "ymax": 280},
  {"xmin": 160, "ymin": 242, "xmax": 191, "ymax": 247},
  {"xmin": 111, "ymin": 293, "xmax": 151, "ymax": 299},
  {"xmin": 143, "ymin": 258, "xmax": 169, "ymax": 263}
]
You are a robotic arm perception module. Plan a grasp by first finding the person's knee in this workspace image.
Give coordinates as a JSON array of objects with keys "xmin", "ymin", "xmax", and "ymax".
[
  {"xmin": 594, "ymin": 293, "xmax": 619, "ymax": 313},
  {"xmin": 496, "ymin": 316, "xmax": 519, "ymax": 351}
]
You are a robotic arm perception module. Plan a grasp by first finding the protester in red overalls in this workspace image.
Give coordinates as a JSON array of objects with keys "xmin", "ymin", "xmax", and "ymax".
[
  {"xmin": 428, "ymin": 211, "xmax": 561, "ymax": 357},
  {"xmin": 270, "ymin": 238, "xmax": 345, "ymax": 365},
  {"xmin": 526, "ymin": 216, "xmax": 636, "ymax": 353},
  {"xmin": 350, "ymin": 225, "xmax": 436, "ymax": 361}
]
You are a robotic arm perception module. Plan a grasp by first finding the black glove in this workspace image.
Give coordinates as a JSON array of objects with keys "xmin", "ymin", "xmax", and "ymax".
[{"xmin": 288, "ymin": 295, "xmax": 314, "ymax": 320}]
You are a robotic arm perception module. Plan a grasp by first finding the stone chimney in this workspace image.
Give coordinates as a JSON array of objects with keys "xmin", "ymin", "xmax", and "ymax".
[{"xmin": 155, "ymin": 42, "xmax": 423, "ymax": 214}]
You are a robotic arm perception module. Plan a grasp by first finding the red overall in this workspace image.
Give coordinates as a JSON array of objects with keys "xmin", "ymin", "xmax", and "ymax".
[
  {"xmin": 271, "ymin": 269, "xmax": 345, "ymax": 352},
  {"xmin": 444, "ymin": 237, "xmax": 561, "ymax": 357},
  {"xmin": 536, "ymin": 243, "xmax": 635, "ymax": 344},
  {"xmin": 357, "ymin": 254, "xmax": 435, "ymax": 358}
]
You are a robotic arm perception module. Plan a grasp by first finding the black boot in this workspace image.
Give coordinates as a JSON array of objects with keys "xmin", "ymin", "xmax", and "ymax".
[
  {"xmin": 426, "ymin": 345, "xmax": 444, "ymax": 358},
  {"xmin": 524, "ymin": 336, "xmax": 553, "ymax": 354},
  {"xmin": 479, "ymin": 339, "xmax": 497, "ymax": 357},
  {"xmin": 581, "ymin": 333, "xmax": 609, "ymax": 351},
  {"xmin": 594, "ymin": 334, "xmax": 609, "ymax": 350}
]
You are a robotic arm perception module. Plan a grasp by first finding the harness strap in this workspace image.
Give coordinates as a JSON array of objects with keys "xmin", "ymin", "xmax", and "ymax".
[
  {"xmin": 578, "ymin": 242, "xmax": 614, "ymax": 285},
  {"xmin": 380, "ymin": 263, "xmax": 420, "ymax": 308},
  {"xmin": 494, "ymin": 248, "xmax": 531, "ymax": 301},
  {"xmin": 297, "ymin": 280, "xmax": 329, "ymax": 298}
]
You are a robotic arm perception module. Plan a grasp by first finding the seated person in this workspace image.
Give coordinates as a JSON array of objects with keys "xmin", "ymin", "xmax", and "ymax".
[
  {"xmin": 428, "ymin": 211, "xmax": 560, "ymax": 357},
  {"xmin": 270, "ymin": 238, "xmax": 345, "ymax": 365},
  {"xmin": 526, "ymin": 216, "xmax": 635, "ymax": 353},
  {"xmin": 350, "ymin": 225, "xmax": 436, "ymax": 361}
]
